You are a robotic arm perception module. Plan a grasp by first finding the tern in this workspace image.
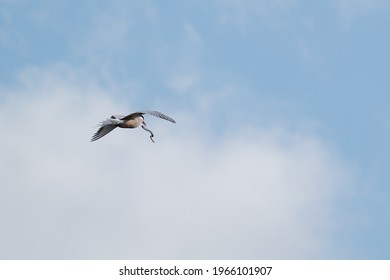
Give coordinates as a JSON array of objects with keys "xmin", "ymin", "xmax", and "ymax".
[{"xmin": 91, "ymin": 111, "xmax": 176, "ymax": 142}]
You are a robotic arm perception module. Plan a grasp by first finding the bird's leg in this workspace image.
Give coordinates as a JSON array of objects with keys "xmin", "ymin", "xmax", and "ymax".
[{"xmin": 141, "ymin": 124, "xmax": 155, "ymax": 143}]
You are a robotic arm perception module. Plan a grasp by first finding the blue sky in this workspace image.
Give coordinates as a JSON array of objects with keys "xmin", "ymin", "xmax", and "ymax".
[{"xmin": 1, "ymin": 0, "xmax": 389, "ymax": 259}]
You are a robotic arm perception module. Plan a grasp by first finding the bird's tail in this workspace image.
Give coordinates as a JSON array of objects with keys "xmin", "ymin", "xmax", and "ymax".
[{"xmin": 100, "ymin": 118, "xmax": 122, "ymax": 126}]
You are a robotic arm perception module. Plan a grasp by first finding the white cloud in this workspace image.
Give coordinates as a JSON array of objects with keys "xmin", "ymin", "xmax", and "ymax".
[{"xmin": 0, "ymin": 66, "xmax": 350, "ymax": 259}]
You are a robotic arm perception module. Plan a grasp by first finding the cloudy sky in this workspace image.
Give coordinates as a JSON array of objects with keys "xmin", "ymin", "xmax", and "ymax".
[{"xmin": 1, "ymin": 0, "xmax": 389, "ymax": 259}]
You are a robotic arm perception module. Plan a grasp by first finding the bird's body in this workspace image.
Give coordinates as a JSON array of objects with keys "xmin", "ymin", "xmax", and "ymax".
[
  {"xmin": 91, "ymin": 110, "xmax": 175, "ymax": 142},
  {"xmin": 118, "ymin": 116, "xmax": 144, "ymax": 129}
]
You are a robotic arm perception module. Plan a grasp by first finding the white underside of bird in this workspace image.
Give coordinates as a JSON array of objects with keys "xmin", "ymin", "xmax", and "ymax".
[{"xmin": 91, "ymin": 110, "xmax": 176, "ymax": 142}]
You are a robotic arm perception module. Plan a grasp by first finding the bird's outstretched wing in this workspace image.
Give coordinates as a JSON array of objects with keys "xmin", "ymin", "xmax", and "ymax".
[
  {"xmin": 142, "ymin": 111, "xmax": 176, "ymax": 123},
  {"xmin": 121, "ymin": 111, "xmax": 176, "ymax": 123},
  {"xmin": 120, "ymin": 111, "xmax": 175, "ymax": 123},
  {"xmin": 91, "ymin": 123, "xmax": 117, "ymax": 142}
]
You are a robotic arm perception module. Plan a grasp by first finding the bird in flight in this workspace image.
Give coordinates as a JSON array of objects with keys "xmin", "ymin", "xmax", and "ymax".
[{"xmin": 91, "ymin": 111, "xmax": 176, "ymax": 142}]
